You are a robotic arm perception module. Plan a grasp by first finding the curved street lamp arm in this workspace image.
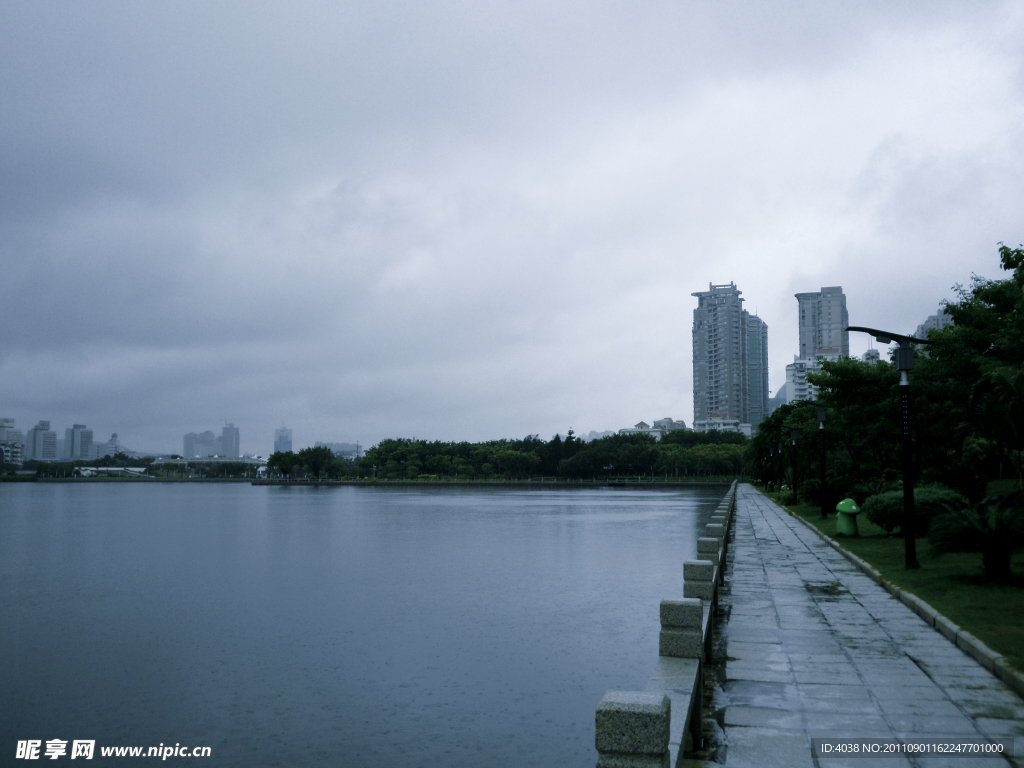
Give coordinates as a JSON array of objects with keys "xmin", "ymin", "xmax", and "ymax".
[{"xmin": 846, "ymin": 326, "xmax": 933, "ymax": 346}]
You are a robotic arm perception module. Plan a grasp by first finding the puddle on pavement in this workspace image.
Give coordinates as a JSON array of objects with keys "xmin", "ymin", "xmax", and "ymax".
[{"xmin": 804, "ymin": 581, "xmax": 850, "ymax": 600}]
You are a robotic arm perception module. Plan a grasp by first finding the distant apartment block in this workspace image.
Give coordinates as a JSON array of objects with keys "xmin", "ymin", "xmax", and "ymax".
[
  {"xmin": 221, "ymin": 424, "xmax": 240, "ymax": 458},
  {"xmin": 0, "ymin": 417, "xmax": 26, "ymax": 467},
  {"xmin": 184, "ymin": 430, "xmax": 216, "ymax": 458},
  {"xmin": 97, "ymin": 433, "xmax": 121, "ymax": 459},
  {"xmin": 692, "ymin": 416, "xmax": 752, "ymax": 438},
  {"xmin": 745, "ymin": 314, "xmax": 770, "ymax": 427},
  {"xmin": 274, "ymin": 427, "xmax": 293, "ymax": 454},
  {"xmin": 861, "ymin": 349, "xmax": 880, "ymax": 365},
  {"xmin": 692, "ymin": 282, "xmax": 768, "ymax": 433},
  {"xmin": 26, "ymin": 420, "xmax": 57, "ymax": 461},
  {"xmin": 785, "ymin": 356, "xmax": 822, "ymax": 403},
  {"xmin": 64, "ymin": 424, "xmax": 93, "ymax": 460},
  {"xmin": 652, "ymin": 417, "xmax": 686, "ymax": 432},
  {"xmin": 914, "ymin": 306, "xmax": 953, "ymax": 340},
  {"xmin": 796, "ymin": 286, "xmax": 849, "ymax": 361},
  {"xmin": 784, "ymin": 286, "xmax": 850, "ymax": 405},
  {"xmin": 183, "ymin": 424, "xmax": 240, "ymax": 458}
]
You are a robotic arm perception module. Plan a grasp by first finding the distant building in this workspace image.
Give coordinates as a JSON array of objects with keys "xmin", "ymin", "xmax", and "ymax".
[
  {"xmin": 96, "ymin": 433, "xmax": 120, "ymax": 458},
  {"xmin": 221, "ymin": 424, "xmax": 240, "ymax": 458},
  {"xmin": 692, "ymin": 416, "xmax": 752, "ymax": 438},
  {"xmin": 183, "ymin": 430, "xmax": 218, "ymax": 458},
  {"xmin": 0, "ymin": 418, "xmax": 26, "ymax": 467},
  {"xmin": 652, "ymin": 418, "xmax": 686, "ymax": 432},
  {"xmin": 26, "ymin": 420, "xmax": 57, "ymax": 461},
  {"xmin": 618, "ymin": 421, "xmax": 664, "ymax": 441},
  {"xmin": 64, "ymin": 424, "xmax": 93, "ymax": 461},
  {"xmin": 691, "ymin": 282, "xmax": 770, "ymax": 432},
  {"xmin": 745, "ymin": 314, "xmax": 770, "ymax": 427},
  {"xmin": 767, "ymin": 383, "xmax": 789, "ymax": 417},
  {"xmin": 274, "ymin": 426, "xmax": 292, "ymax": 454},
  {"xmin": 584, "ymin": 430, "xmax": 615, "ymax": 442},
  {"xmin": 914, "ymin": 306, "xmax": 953, "ymax": 340},
  {"xmin": 785, "ymin": 356, "xmax": 822, "ymax": 403},
  {"xmin": 861, "ymin": 349, "xmax": 880, "ymax": 365},
  {"xmin": 796, "ymin": 286, "xmax": 849, "ymax": 361},
  {"xmin": 316, "ymin": 441, "xmax": 362, "ymax": 459}
]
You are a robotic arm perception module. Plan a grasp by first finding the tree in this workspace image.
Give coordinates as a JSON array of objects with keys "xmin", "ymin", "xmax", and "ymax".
[
  {"xmin": 929, "ymin": 493, "xmax": 1024, "ymax": 581},
  {"xmin": 267, "ymin": 451, "xmax": 298, "ymax": 477},
  {"xmin": 298, "ymin": 446, "xmax": 337, "ymax": 479}
]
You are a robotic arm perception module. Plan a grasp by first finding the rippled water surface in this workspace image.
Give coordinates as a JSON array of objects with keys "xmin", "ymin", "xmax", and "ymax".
[{"xmin": 1, "ymin": 483, "xmax": 723, "ymax": 766}]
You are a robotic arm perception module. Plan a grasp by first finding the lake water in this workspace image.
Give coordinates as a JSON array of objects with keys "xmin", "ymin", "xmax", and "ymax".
[{"xmin": 1, "ymin": 483, "xmax": 723, "ymax": 766}]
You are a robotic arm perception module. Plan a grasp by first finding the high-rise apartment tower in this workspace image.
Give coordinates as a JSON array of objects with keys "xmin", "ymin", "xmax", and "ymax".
[
  {"xmin": 795, "ymin": 286, "xmax": 849, "ymax": 361},
  {"xmin": 691, "ymin": 282, "xmax": 770, "ymax": 431}
]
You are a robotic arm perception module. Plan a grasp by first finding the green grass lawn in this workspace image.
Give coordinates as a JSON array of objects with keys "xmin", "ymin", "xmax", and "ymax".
[{"xmin": 759, "ymin": 489, "xmax": 1024, "ymax": 673}]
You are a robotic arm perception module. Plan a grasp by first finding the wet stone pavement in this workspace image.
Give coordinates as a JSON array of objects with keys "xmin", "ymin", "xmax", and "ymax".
[{"xmin": 692, "ymin": 484, "xmax": 1024, "ymax": 768}]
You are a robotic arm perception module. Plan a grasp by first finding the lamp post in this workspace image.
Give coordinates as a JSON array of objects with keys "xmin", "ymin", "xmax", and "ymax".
[
  {"xmin": 776, "ymin": 439, "xmax": 783, "ymax": 492},
  {"xmin": 847, "ymin": 326, "xmax": 933, "ymax": 569},
  {"xmin": 817, "ymin": 406, "xmax": 827, "ymax": 519},
  {"xmin": 790, "ymin": 428, "xmax": 799, "ymax": 503},
  {"xmin": 794, "ymin": 400, "xmax": 829, "ymax": 518}
]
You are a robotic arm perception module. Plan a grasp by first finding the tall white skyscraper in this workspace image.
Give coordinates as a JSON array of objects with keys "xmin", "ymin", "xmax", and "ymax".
[
  {"xmin": 795, "ymin": 286, "xmax": 849, "ymax": 361},
  {"xmin": 691, "ymin": 282, "xmax": 770, "ymax": 431}
]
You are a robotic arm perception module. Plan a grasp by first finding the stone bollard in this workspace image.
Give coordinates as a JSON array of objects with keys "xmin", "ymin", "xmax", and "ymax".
[
  {"xmin": 683, "ymin": 560, "xmax": 715, "ymax": 601},
  {"xmin": 595, "ymin": 691, "xmax": 671, "ymax": 768},
  {"xmin": 658, "ymin": 598, "xmax": 704, "ymax": 658},
  {"xmin": 705, "ymin": 522, "xmax": 725, "ymax": 546},
  {"xmin": 697, "ymin": 537, "xmax": 720, "ymax": 571}
]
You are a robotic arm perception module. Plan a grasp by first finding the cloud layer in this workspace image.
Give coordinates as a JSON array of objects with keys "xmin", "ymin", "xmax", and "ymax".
[{"xmin": 2, "ymin": 1, "xmax": 1023, "ymax": 453}]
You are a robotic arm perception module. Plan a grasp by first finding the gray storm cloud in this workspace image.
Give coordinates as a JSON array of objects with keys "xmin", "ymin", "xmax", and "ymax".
[{"xmin": 2, "ymin": 0, "xmax": 1023, "ymax": 453}]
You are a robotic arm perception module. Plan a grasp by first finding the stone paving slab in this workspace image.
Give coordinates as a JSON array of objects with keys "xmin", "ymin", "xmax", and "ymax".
[{"xmin": 712, "ymin": 485, "xmax": 1023, "ymax": 768}]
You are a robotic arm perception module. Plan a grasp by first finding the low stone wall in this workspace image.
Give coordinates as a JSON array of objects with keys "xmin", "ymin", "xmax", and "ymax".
[{"xmin": 594, "ymin": 481, "xmax": 737, "ymax": 768}]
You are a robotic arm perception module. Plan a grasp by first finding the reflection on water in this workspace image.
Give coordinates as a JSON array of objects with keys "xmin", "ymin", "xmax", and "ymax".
[{"xmin": 1, "ymin": 484, "xmax": 722, "ymax": 767}]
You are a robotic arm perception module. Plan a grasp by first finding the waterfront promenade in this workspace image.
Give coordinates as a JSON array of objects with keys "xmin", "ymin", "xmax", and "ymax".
[{"xmin": 709, "ymin": 485, "xmax": 1023, "ymax": 768}]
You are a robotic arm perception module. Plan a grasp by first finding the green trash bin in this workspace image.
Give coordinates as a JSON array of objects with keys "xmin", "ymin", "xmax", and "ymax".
[{"xmin": 835, "ymin": 498, "xmax": 861, "ymax": 537}]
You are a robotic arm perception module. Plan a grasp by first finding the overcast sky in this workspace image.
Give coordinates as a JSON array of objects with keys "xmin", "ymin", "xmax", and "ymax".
[{"xmin": 2, "ymin": 1, "xmax": 1023, "ymax": 455}]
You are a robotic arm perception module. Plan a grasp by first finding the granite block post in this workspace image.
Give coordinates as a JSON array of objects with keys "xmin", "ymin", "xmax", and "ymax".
[
  {"xmin": 595, "ymin": 691, "xmax": 671, "ymax": 768},
  {"xmin": 697, "ymin": 537, "xmax": 721, "ymax": 584},
  {"xmin": 682, "ymin": 560, "xmax": 714, "ymax": 601},
  {"xmin": 705, "ymin": 522, "xmax": 725, "ymax": 546},
  {"xmin": 658, "ymin": 598, "xmax": 704, "ymax": 658}
]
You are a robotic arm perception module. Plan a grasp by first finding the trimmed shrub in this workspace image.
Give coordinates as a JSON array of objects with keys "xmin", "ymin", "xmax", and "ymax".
[{"xmin": 862, "ymin": 485, "xmax": 967, "ymax": 535}]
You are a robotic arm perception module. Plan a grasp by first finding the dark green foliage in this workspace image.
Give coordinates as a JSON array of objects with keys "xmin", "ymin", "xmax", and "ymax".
[
  {"xmin": 354, "ymin": 429, "xmax": 749, "ymax": 480},
  {"xmin": 297, "ymin": 446, "xmax": 336, "ymax": 478},
  {"xmin": 660, "ymin": 430, "xmax": 747, "ymax": 447},
  {"xmin": 929, "ymin": 492, "xmax": 1024, "ymax": 581},
  {"xmin": 862, "ymin": 486, "xmax": 967, "ymax": 535}
]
